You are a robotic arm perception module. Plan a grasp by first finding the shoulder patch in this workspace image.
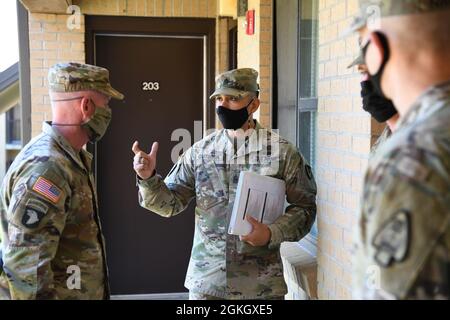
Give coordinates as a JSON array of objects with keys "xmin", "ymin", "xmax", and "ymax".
[
  {"xmin": 13, "ymin": 183, "xmax": 27, "ymax": 199},
  {"xmin": 32, "ymin": 176, "xmax": 62, "ymax": 204},
  {"xmin": 372, "ymin": 210, "xmax": 410, "ymax": 268},
  {"xmin": 21, "ymin": 199, "xmax": 49, "ymax": 229}
]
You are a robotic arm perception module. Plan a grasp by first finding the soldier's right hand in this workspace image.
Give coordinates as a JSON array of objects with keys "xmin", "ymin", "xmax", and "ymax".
[{"xmin": 132, "ymin": 141, "xmax": 159, "ymax": 180}]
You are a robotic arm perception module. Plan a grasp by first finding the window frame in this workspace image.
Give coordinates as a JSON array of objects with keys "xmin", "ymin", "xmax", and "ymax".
[
  {"xmin": 6, "ymin": 104, "xmax": 22, "ymax": 146},
  {"xmin": 274, "ymin": 0, "xmax": 319, "ymax": 242}
]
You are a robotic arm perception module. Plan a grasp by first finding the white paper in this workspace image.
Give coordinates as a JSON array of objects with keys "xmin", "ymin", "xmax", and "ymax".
[{"xmin": 228, "ymin": 171, "xmax": 286, "ymax": 236}]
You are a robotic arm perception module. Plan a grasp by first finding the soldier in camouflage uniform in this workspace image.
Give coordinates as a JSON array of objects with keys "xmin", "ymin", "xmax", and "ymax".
[
  {"xmin": 351, "ymin": 0, "xmax": 450, "ymax": 299},
  {"xmin": 0, "ymin": 62, "xmax": 124, "ymax": 299},
  {"xmin": 346, "ymin": 11, "xmax": 399, "ymax": 154},
  {"xmin": 132, "ymin": 68, "xmax": 317, "ymax": 300}
]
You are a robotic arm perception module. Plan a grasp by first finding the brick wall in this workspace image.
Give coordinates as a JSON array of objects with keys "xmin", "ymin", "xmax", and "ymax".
[
  {"xmin": 237, "ymin": 0, "xmax": 272, "ymax": 128},
  {"xmin": 258, "ymin": 0, "xmax": 273, "ymax": 129},
  {"xmin": 77, "ymin": 0, "xmax": 216, "ymax": 17},
  {"xmin": 28, "ymin": 13, "xmax": 85, "ymax": 137}
]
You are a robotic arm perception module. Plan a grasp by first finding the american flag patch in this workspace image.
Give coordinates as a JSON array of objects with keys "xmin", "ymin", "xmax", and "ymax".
[{"xmin": 32, "ymin": 177, "xmax": 62, "ymax": 203}]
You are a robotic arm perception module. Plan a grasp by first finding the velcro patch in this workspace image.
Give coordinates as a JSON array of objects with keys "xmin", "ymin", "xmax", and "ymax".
[
  {"xmin": 372, "ymin": 210, "xmax": 410, "ymax": 268},
  {"xmin": 13, "ymin": 183, "xmax": 27, "ymax": 199},
  {"xmin": 26, "ymin": 198, "xmax": 49, "ymax": 214},
  {"xmin": 32, "ymin": 177, "xmax": 62, "ymax": 204},
  {"xmin": 21, "ymin": 199, "xmax": 49, "ymax": 229},
  {"xmin": 396, "ymin": 156, "xmax": 430, "ymax": 182}
]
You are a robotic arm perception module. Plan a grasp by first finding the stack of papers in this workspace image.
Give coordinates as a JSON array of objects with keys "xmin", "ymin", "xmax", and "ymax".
[{"xmin": 228, "ymin": 171, "xmax": 286, "ymax": 236}]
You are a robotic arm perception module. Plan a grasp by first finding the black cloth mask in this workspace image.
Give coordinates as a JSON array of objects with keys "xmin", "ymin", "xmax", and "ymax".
[
  {"xmin": 361, "ymin": 80, "xmax": 397, "ymax": 123},
  {"xmin": 216, "ymin": 98, "xmax": 254, "ymax": 130}
]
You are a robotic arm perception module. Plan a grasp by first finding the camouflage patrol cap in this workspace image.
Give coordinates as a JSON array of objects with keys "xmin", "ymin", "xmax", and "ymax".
[
  {"xmin": 347, "ymin": 47, "xmax": 365, "ymax": 68},
  {"xmin": 48, "ymin": 62, "xmax": 124, "ymax": 100},
  {"xmin": 210, "ymin": 68, "xmax": 260, "ymax": 100},
  {"xmin": 359, "ymin": 0, "xmax": 450, "ymax": 18},
  {"xmin": 345, "ymin": 0, "xmax": 450, "ymax": 36},
  {"xmin": 343, "ymin": 12, "xmax": 368, "ymax": 37},
  {"xmin": 359, "ymin": 0, "xmax": 450, "ymax": 23}
]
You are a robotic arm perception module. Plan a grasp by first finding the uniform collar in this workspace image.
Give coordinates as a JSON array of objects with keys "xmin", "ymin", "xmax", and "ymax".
[
  {"xmin": 397, "ymin": 80, "xmax": 450, "ymax": 130},
  {"xmin": 215, "ymin": 120, "xmax": 271, "ymax": 160},
  {"xmin": 42, "ymin": 121, "xmax": 93, "ymax": 172}
]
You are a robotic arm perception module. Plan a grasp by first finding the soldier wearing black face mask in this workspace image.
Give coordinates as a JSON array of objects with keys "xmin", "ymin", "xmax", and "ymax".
[
  {"xmin": 132, "ymin": 68, "xmax": 317, "ymax": 300},
  {"xmin": 349, "ymin": 0, "xmax": 450, "ymax": 301},
  {"xmin": 346, "ymin": 16, "xmax": 399, "ymax": 154}
]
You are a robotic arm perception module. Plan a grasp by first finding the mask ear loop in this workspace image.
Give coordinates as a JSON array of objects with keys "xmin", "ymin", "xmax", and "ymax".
[
  {"xmin": 373, "ymin": 32, "xmax": 391, "ymax": 75},
  {"xmin": 361, "ymin": 32, "xmax": 391, "ymax": 70},
  {"xmin": 246, "ymin": 98, "xmax": 255, "ymax": 128},
  {"xmin": 361, "ymin": 32, "xmax": 391, "ymax": 98},
  {"xmin": 50, "ymin": 96, "xmax": 84, "ymax": 102},
  {"xmin": 50, "ymin": 96, "xmax": 91, "ymax": 127}
]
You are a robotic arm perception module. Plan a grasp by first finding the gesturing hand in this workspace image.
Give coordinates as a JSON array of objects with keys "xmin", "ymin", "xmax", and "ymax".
[{"xmin": 132, "ymin": 141, "xmax": 159, "ymax": 180}]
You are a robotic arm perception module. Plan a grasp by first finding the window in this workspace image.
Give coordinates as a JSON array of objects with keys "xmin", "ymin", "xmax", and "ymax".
[
  {"xmin": 6, "ymin": 104, "xmax": 21, "ymax": 145},
  {"xmin": 298, "ymin": 0, "xmax": 318, "ymax": 168},
  {"xmin": 275, "ymin": 0, "xmax": 318, "ymax": 240}
]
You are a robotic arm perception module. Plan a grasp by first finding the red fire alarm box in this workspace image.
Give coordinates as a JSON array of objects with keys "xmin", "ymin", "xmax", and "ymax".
[{"xmin": 246, "ymin": 10, "xmax": 255, "ymax": 35}]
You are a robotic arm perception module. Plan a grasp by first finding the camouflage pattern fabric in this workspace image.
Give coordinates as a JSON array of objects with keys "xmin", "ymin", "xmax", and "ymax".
[
  {"xmin": 353, "ymin": 81, "xmax": 450, "ymax": 300},
  {"xmin": 189, "ymin": 291, "xmax": 223, "ymax": 300},
  {"xmin": 48, "ymin": 62, "xmax": 124, "ymax": 100},
  {"xmin": 370, "ymin": 126, "xmax": 392, "ymax": 155},
  {"xmin": 348, "ymin": 48, "xmax": 366, "ymax": 69},
  {"xmin": 345, "ymin": 0, "xmax": 450, "ymax": 36},
  {"xmin": 358, "ymin": 0, "xmax": 450, "ymax": 19},
  {"xmin": 344, "ymin": 9, "xmax": 368, "ymax": 36},
  {"xmin": 137, "ymin": 122, "xmax": 317, "ymax": 299},
  {"xmin": 0, "ymin": 122, "xmax": 109, "ymax": 300},
  {"xmin": 210, "ymin": 68, "xmax": 260, "ymax": 100}
]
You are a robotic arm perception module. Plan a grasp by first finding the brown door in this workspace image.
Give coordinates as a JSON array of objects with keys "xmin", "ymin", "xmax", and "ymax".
[{"xmin": 86, "ymin": 16, "xmax": 215, "ymax": 296}]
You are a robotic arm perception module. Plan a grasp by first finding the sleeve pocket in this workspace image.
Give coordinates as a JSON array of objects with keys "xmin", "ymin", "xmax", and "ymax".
[{"xmin": 3, "ymin": 245, "xmax": 39, "ymax": 300}]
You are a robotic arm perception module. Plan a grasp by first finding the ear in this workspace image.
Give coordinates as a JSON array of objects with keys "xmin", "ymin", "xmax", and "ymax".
[
  {"xmin": 79, "ymin": 97, "xmax": 94, "ymax": 121},
  {"xmin": 366, "ymin": 32, "xmax": 385, "ymax": 75},
  {"xmin": 248, "ymin": 98, "xmax": 260, "ymax": 115}
]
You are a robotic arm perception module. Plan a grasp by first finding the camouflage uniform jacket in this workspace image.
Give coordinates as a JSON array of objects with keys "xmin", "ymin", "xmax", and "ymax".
[
  {"xmin": 370, "ymin": 126, "xmax": 392, "ymax": 155},
  {"xmin": 0, "ymin": 122, "xmax": 109, "ymax": 299},
  {"xmin": 354, "ymin": 81, "xmax": 450, "ymax": 299},
  {"xmin": 137, "ymin": 122, "xmax": 317, "ymax": 299}
]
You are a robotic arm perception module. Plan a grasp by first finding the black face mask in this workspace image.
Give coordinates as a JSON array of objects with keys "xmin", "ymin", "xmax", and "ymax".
[
  {"xmin": 217, "ymin": 98, "xmax": 254, "ymax": 130},
  {"xmin": 362, "ymin": 31, "xmax": 391, "ymax": 98},
  {"xmin": 361, "ymin": 80, "xmax": 397, "ymax": 123}
]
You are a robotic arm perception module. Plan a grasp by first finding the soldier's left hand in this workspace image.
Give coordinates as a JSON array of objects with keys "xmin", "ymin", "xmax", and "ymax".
[{"xmin": 240, "ymin": 215, "xmax": 271, "ymax": 247}]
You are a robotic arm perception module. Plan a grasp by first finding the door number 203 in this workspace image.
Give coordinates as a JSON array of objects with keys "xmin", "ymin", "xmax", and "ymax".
[{"xmin": 142, "ymin": 82, "xmax": 160, "ymax": 91}]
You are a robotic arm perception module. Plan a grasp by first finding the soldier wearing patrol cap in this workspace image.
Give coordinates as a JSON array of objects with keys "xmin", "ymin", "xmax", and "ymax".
[
  {"xmin": 351, "ymin": 0, "xmax": 450, "ymax": 299},
  {"xmin": 0, "ymin": 62, "xmax": 124, "ymax": 299},
  {"xmin": 346, "ymin": 7, "xmax": 399, "ymax": 154},
  {"xmin": 132, "ymin": 68, "xmax": 317, "ymax": 300}
]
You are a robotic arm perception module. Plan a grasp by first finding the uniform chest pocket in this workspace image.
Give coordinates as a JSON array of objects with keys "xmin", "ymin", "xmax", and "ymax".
[
  {"xmin": 195, "ymin": 165, "xmax": 227, "ymax": 211},
  {"xmin": 250, "ymin": 155, "xmax": 281, "ymax": 177},
  {"xmin": 67, "ymin": 181, "xmax": 95, "ymax": 225}
]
